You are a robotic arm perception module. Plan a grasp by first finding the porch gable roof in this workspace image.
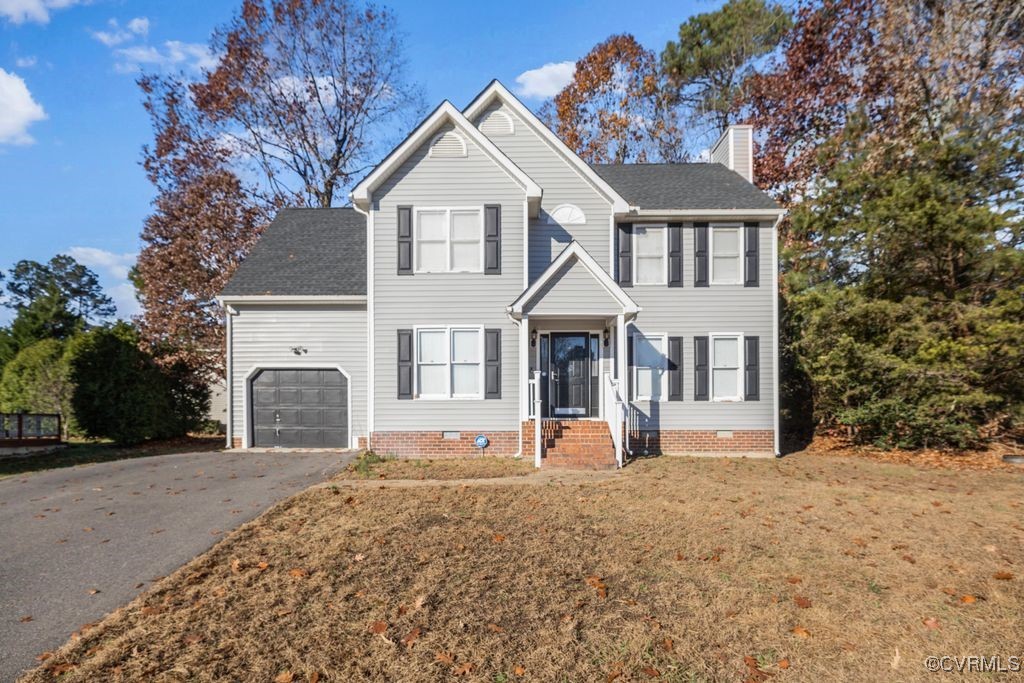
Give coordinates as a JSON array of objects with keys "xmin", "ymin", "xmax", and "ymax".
[{"xmin": 507, "ymin": 241, "xmax": 640, "ymax": 319}]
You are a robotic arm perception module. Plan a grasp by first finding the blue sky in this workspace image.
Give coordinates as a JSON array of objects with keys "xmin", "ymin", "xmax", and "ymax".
[{"xmin": 0, "ymin": 0, "xmax": 717, "ymax": 322}]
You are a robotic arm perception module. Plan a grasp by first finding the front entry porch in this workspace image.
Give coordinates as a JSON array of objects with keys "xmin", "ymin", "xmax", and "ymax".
[{"xmin": 506, "ymin": 241, "xmax": 640, "ymax": 469}]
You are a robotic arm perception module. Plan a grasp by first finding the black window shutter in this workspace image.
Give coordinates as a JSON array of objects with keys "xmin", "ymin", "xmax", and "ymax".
[
  {"xmin": 485, "ymin": 205, "xmax": 501, "ymax": 274},
  {"xmin": 694, "ymin": 222, "xmax": 709, "ymax": 287},
  {"xmin": 668, "ymin": 223, "xmax": 683, "ymax": 287},
  {"xmin": 397, "ymin": 329, "xmax": 413, "ymax": 399},
  {"xmin": 744, "ymin": 336, "xmax": 760, "ymax": 400},
  {"xmin": 397, "ymin": 206, "xmax": 413, "ymax": 275},
  {"xmin": 744, "ymin": 222, "xmax": 759, "ymax": 287},
  {"xmin": 668, "ymin": 336, "xmax": 683, "ymax": 401},
  {"xmin": 627, "ymin": 333, "xmax": 635, "ymax": 401},
  {"xmin": 485, "ymin": 329, "xmax": 501, "ymax": 398},
  {"xmin": 617, "ymin": 223, "xmax": 632, "ymax": 287},
  {"xmin": 694, "ymin": 336, "xmax": 709, "ymax": 401}
]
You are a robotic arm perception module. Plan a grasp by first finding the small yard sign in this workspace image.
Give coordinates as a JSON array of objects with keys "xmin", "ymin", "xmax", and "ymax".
[{"xmin": 474, "ymin": 434, "xmax": 489, "ymax": 449}]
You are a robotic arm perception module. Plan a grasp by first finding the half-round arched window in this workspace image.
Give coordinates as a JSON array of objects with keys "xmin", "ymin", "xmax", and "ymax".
[
  {"xmin": 477, "ymin": 109, "xmax": 515, "ymax": 136},
  {"xmin": 429, "ymin": 130, "xmax": 468, "ymax": 158},
  {"xmin": 545, "ymin": 203, "xmax": 587, "ymax": 225}
]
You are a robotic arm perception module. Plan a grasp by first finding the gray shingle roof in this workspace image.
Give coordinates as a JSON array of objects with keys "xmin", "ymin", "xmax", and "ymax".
[
  {"xmin": 590, "ymin": 163, "xmax": 780, "ymax": 210},
  {"xmin": 221, "ymin": 208, "xmax": 366, "ymax": 297}
]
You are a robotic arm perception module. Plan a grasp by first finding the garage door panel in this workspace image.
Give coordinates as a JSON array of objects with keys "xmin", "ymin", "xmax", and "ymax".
[
  {"xmin": 322, "ymin": 388, "xmax": 345, "ymax": 405},
  {"xmin": 251, "ymin": 368, "xmax": 348, "ymax": 448}
]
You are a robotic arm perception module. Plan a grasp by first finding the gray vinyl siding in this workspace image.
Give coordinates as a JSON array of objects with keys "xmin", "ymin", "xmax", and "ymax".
[
  {"xmin": 731, "ymin": 129, "xmax": 753, "ymax": 183},
  {"xmin": 524, "ymin": 256, "xmax": 622, "ymax": 316},
  {"xmin": 627, "ymin": 222, "xmax": 775, "ymax": 431},
  {"xmin": 229, "ymin": 304, "xmax": 368, "ymax": 444},
  {"xmin": 473, "ymin": 102, "xmax": 615, "ymax": 283},
  {"xmin": 373, "ymin": 123, "xmax": 525, "ymax": 432}
]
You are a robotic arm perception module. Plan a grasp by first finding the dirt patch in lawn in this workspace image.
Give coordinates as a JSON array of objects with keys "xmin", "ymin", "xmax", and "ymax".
[
  {"xmin": 335, "ymin": 454, "xmax": 536, "ymax": 481},
  {"xmin": 23, "ymin": 455, "xmax": 1023, "ymax": 682}
]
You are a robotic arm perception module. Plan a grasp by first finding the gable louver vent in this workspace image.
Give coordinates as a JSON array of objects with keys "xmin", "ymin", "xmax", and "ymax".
[
  {"xmin": 429, "ymin": 130, "xmax": 468, "ymax": 158},
  {"xmin": 478, "ymin": 109, "xmax": 515, "ymax": 136}
]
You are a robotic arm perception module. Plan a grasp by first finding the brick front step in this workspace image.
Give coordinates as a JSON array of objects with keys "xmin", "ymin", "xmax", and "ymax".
[{"xmin": 530, "ymin": 419, "xmax": 617, "ymax": 470}]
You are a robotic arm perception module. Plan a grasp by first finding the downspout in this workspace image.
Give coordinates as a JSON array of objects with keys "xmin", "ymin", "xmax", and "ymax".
[
  {"xmin": 353, "ymin": 202, "xmax": 373, "ymax": 451},
  {"xmin": 506, "ymin": 312, "xmax": 524, "ymax": 459}
]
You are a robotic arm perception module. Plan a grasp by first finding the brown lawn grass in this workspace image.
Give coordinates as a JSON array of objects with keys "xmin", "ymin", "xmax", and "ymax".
[
  {"xmin": 22, "ymin": 454, "xmax": 1023, "ymax": 682},
  {"xmin": 335, "ymin": 454, "xmax": 536, "ymax": 481}
]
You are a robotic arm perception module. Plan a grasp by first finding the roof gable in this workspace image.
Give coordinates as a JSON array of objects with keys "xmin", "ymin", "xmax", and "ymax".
[
  {"xmin": 464, "ymin": 81, "xmax": 629, "ymax": 213},
  {"xmin": 351, "ymin": 100, "xmax": 541, "ymax": 214}
]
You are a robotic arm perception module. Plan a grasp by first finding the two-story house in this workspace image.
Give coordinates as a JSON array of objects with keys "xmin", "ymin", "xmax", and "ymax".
[{"xmin": 218, "ymin": 80, "xmax": 784, "ymax": 468}]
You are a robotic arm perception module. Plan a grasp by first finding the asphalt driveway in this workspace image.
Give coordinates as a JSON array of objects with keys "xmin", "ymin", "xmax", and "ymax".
[{"xmin": 0, "ymin": 449, "xmax": 352, "ymax": 682}]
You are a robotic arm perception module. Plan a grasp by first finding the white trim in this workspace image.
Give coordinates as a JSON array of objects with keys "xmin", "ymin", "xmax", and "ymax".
[
  {"xmin": 412, "ymin": 326, "xmax": 486, "ymax": 400},
  {"xmin": 523, "ymin": 198, "xmax": 530, "ymax": 290},
  {"xmin": 709, "ymin": 223, "xmax": 744, "ymax": 285},
  {"xmin": 224, "ymin": 306, "xmax": 234, "ymax": 447},
  {"xmin": 632, "ymin": 223, "xmax": 669, "ymax": 286},
  {"xmin": 624, "ymin": 208, "xmax": 784, "ymax": 219},
  {"xmin": 351, "ymin": 101, "xmax": 541, "ymax": 213},
  {"xmin": 772, "ymin": 212, "xmax": 784, "ymax": 455},
  {"xmin": 218, "ymin": 295, "xmax": 367, "ymax": 305},
  {"xmin": 462, "ymin": 81, "xmax": 629, "ymax": 213},
  {"xmin": 508, "ymin": 241, "xmax": 640, "ymax": 317},
  {"xmin": 241, "ymin": 364, "xmax": 356, "ymax": 449},
  {"xmin": 428, "ymin": 130, "xmax": 467, "ymax": 158},
  {"xmin": 413, "ymin": 206, "xmax": 485, "ymax": 274},
  {"xmin": 609, "ymin": 213, "xmax": 616, "ymax": 281},
  {"xmin": 631, "ymin": 331, "xmax": 668, "ymax": 402},
  {"xmin": 709, "ymin": 333, "xmax": 744, "ymax": 403}
]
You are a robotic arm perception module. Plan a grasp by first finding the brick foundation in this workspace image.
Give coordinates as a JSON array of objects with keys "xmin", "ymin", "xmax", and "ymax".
[
  {"xmin": 231, "ymin": 437, "xmax": 242, "ymax": 449},
  {"xmin": 628, "ymin": 429, "xmax": 774, "ymax": 455},
  {"xmin": 369, "ymin": 430, "xmax": 520, "ymax": 459}
]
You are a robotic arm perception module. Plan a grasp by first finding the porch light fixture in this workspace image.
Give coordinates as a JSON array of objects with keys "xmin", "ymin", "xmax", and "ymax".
[
  {"xmin": 290, "ymin": 346, "xmax": 308, "ymax": 356},
  {"xmin": 530, "ymin": 330, "xmax": 537, "ymax": 347},
  {"xmin": 603, "ymin": 328, "xmax": 610, "ymax": 347}
]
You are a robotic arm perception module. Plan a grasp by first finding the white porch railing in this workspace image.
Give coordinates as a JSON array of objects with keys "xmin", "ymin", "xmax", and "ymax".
[
  {"xmin": 603, "ymin": 373, "xmax": 626, "ymax": 468},
  {"xmin": 528, "ymin": 370, "xmax": 542, "ymax": 468}
]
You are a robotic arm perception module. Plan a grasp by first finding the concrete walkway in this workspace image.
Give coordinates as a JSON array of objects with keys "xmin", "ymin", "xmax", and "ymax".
[{"xmin": 0, "ymin": 449, "xmax": 352, "ymax": 682}]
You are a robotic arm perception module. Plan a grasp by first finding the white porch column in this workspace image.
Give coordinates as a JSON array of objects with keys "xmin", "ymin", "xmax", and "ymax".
[
  {"xmin": 519, "ymin": 314, "xmax": 530, "ymax": 420},
  {"xmin": 616, "ymin": 313, "xmax": 627, "ymax": 391}
]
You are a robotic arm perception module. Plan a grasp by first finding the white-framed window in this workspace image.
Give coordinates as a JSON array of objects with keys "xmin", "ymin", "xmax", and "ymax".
[
  {"xmin": 633, "ymin": 224, "xmax": 667, "ymax": 285},
  {"xmin": 415, "ymin": 326, "xmax": 484, "ymax": 399},
  {"xmin": 711, "ymin": 224, "xmax": 743, "ymax": 284},
  {"xmin": 633, "ymin": 332, "xmax": 667, "ymax": 401},
  {"xmin": 414, "ymin": 207, "xmax": 484, "ymax": 273},
  {"xmin": 711, "ymin": 334, "xmax": 743, "ymax": 401}
]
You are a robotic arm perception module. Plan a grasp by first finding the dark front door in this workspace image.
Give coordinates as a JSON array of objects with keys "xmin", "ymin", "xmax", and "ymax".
[
  {"xmin": 251, "ymin": 369, "xmax": 348, "ymax": 448},
  {"xmin": 550, "ymin": 333, "xmax": 590, "ymax": 417}
]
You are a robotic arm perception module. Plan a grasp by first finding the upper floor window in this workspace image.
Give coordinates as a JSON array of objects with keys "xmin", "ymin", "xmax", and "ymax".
[
  {"xmin": 711, "ymin": 224, "xmax": 742, "ymax": 284},
  {"xmin": 711, "ymin": 335, "xmax": 742, "ymax": 401},
  {"xmin": 633, "ymin": 332, "xmax": 667, "ymax": 401},
  {"xmin": 634, "ymin": 224, "xmax": 667, "ymax": 285},
  {"xmin": 545, "ymin": 204, "xmax": 586, "ymax": 225},
  {"xmin": 416, "ymin": 327, "xmax": 483, "ymax": 399},
  {"xmin": 415, "ymin": 208, "xmax": 483, "ymax": 273}
]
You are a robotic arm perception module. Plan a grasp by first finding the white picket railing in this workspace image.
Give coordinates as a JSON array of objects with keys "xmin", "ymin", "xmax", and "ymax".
[
  {"xmin": 603, "ymin": 373, "xmax": 626, "ymax": 468},
  {"xmin": 528, "ymin": 371, "xmax": 542, "ymax": 468}
]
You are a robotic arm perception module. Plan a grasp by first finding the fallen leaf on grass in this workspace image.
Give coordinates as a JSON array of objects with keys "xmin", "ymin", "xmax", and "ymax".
[
  {"xmin": 514, "ymin": 665, "xmax": 526, "ymax": 676},
  {"xmin": 256, "ymin": 561, "xmax": 269, "ymax": 571},
  {"xmin": 901, "ymin": 554, "xmax": 916, "ymax": 564},
  {"xmin": 941, "ymin": 587, "xmax": 956, "ymax": 596},
  {"xmin": 309, "ymin": 673, "xmax": 320, "ymax": 683},
  {"xmin": 140, "ymin": 606, "xmax": 162, "ymax": 616},
  {"xmin": 288, "ymin": 568, "xmax": 309, "ymax": 578},
  {"xmin": 642, "ymin": 665, "xmax": 661, "ymax": 677},
  {"xmin": 791, "ymin": 626, "xmax": 810, "ymax": 638},
  {"xmin": 786, "ymin": 576, "xmax": 802, "ymax": 584},
  {"xmin": 434, "ymin": 651, "xmax": 454, "ymax": 665},
  {"xmin": 585, "ymin": 575, "xmax": 608, "ymax": 599},
  {"xmin": 778, "ymin": 659, "xmax": 790, "ymax": 670},
  {"xmin": 35, "ymin": 652, "xmax": 53, "ymax": 662},
  {"xmin": 492, "ymin": 534, "xmax": 506, "ymax": 543},
  {"xmin": 230, "ymin": 559, "xmax": 242, "ymax": 574},
  {"xmin": 794, "ymin": 596, "xmax": 812, "ymax": 608},
  {"xmin": 453, "ymin": 662, "xmax": 475, "ymax": 676},
  {"xmin": 369, "ymin": 620, "xmax": 388, "ymax": 634},
  {"xmin": 401, "ymin": 627, "xmax": 421, "ymax": 648},
  {"xmin": 922, "ymin": 617, "xmax": 940, "ymax": 630},
  {"xmin": 662, "ymin": 637, "xmax": 674, "ymax": 652},
  {"xmin": 743, "ymin": 655, "xmax": 774, "ymax": 681},
  {"xmin": 183, "ymin": 633, "xmax": 203, "ymax": 645},
  {"xmin": 487, "ymin": 623, "xmax": 504, "ymax": 633},
  {"xmin": 993, "ymin": 571, "xmax": 1014, "ymax": 580},
  {"xmin": 960, "ymin": 595, "xmax": 977, "ymax": 604},
  {"xmin": 606, "ymin": 660, "xmax": 624, "ymax": 682},
  {"xmin": 47, "ymin": 663, "xmax": 76, "ymax": 675},
  {"xmin": 273, "ymin": 672, "xmax": 294, "ymax": 683}
]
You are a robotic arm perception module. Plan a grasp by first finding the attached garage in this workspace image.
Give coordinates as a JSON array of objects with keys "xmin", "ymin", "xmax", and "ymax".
[{"xmin": 251, "ymin": 368, "xmax": 349, "ymax": 448}]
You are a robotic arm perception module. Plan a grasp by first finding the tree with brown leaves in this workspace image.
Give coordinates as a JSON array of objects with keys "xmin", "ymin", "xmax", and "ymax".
[{"xmin": 134, "ymin": 0, "xmax": 423, "ymax": 377}]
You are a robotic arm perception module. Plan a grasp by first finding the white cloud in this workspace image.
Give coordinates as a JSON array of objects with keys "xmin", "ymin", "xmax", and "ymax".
[
  {"xmin": 115, "ymin": 40, "xmax": 217, "ymax": 74},
  {"xmin": 0, "ymin": 0, "xmax": 87, "ymax": 25},
  {"xmin": 514, "ymin": 61, "xmax": 575, "ymax": 99},
  {"xmin": 89, "ymin": 16, "xmax": 149, "ymax": 47},
  {"xmin": 0, "ymin": 67, "xmax": 47, "ymax": 144},
  {"xmin": 15, "ymin": 55, "xmax": 37, "ymax": 68},
  {"xmin": 66, "ymin": 247, "xmax": 139, "ymax": 319}
]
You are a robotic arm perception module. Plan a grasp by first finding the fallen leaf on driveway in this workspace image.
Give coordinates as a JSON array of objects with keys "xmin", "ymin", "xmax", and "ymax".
[
  {"xmin": 19, "ymin": 615, "xmax": 33, "ymax": 623},
  {"xmin": 88, "ymin": 589, "xmax": 100, "ymax": 595}
]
